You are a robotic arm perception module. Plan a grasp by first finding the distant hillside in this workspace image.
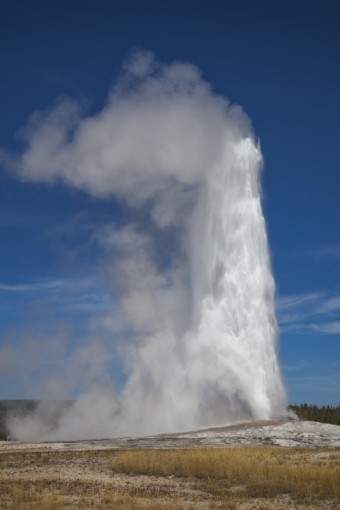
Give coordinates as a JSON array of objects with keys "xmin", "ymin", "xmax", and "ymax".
[
  {"xmin": 0, "ymin": 400, "xmax": 74, "ymax": 440},
  {"xmin": 0, "ymin": 401, "xmax": 36, "ymax": 439}
]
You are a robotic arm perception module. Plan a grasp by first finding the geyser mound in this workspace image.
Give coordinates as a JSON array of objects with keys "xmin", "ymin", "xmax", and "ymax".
[{"xmin": 6, "ymin": 51, "xmax": 287, "ymax": 440}]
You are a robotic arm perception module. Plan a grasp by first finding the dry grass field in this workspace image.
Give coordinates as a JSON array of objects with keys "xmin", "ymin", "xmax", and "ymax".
[{"xmin": 0, "ymin": 446, "xmax": 339, "ymax": 509}]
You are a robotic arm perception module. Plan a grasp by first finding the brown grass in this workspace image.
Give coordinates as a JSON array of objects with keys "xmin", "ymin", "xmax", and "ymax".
[
  {"xmin": 111, "ymin": 447, "xmax": 340, "ymax": 502},
  {"xmin": 0, "ymin": 480, "xmax": 182, "ymax": 510},
  {"xmin": 0, "ymin": 482, "xmax": 63, "ymax": 510}
]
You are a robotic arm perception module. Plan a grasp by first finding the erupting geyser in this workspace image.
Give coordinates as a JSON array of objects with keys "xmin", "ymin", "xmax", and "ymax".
[
  {"xmin": 6, "ymin": 51, "xmax": 287, "ymax": 440},
  {"xmin": 189, "ymin": 138, "xmax": 285, "ymax": 425}
]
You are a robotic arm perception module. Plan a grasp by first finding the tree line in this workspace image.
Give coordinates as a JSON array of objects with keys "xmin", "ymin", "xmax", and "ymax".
[{"xmin": 289, "ymin": 404, "xmax": 340, "ymax": 426}]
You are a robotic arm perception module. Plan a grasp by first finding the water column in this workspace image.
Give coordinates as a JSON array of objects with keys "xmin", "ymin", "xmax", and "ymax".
[{"xmin": 189, "ymin": 136, "xmax": 286, "ymax": 426}]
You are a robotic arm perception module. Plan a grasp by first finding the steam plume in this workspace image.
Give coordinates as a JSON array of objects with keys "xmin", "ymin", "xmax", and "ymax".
[{"xmin": 6, "ymin": 52, "xmax": 287, "ymax": 439}]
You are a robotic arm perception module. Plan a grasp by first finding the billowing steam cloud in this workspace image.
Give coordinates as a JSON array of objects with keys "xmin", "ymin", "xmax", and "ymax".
[{"xmin": 6, "ymin": 51, "xmax": 287, "ymax": 439}]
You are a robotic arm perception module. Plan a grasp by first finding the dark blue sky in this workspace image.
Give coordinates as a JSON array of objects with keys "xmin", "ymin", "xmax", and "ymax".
[{"xmin": 0, "ymin": 0, "xmax": 339, "ymax": 404}]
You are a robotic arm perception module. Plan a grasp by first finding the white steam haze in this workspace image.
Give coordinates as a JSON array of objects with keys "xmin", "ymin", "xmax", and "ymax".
[{"xmin": 5, "ymin": 51, "xmax": 287, "ymax": 440}]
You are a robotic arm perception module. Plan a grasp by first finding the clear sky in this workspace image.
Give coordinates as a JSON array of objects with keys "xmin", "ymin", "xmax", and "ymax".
[{"xmin": 0, "ymin": 0, "xmax": 339, "ymax": 406}]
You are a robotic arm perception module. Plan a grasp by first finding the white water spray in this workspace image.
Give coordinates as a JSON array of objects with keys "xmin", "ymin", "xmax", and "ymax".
[
  {"xmin": 189, "ymin": 137, "xmax": 285, "ymax": 425},
  {"xmin": 113, "ymin": 136, "xmax": 286, "ymax": 436},
  {"xmin": 6, "ymin": 52, "xmax": 287, "ymax": 440}
]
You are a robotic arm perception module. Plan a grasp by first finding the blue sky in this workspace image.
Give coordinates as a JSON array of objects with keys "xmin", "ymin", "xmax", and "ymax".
[{"xmin": 0, "ymin": 0, "xmax": 339, "ymax": 405}]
